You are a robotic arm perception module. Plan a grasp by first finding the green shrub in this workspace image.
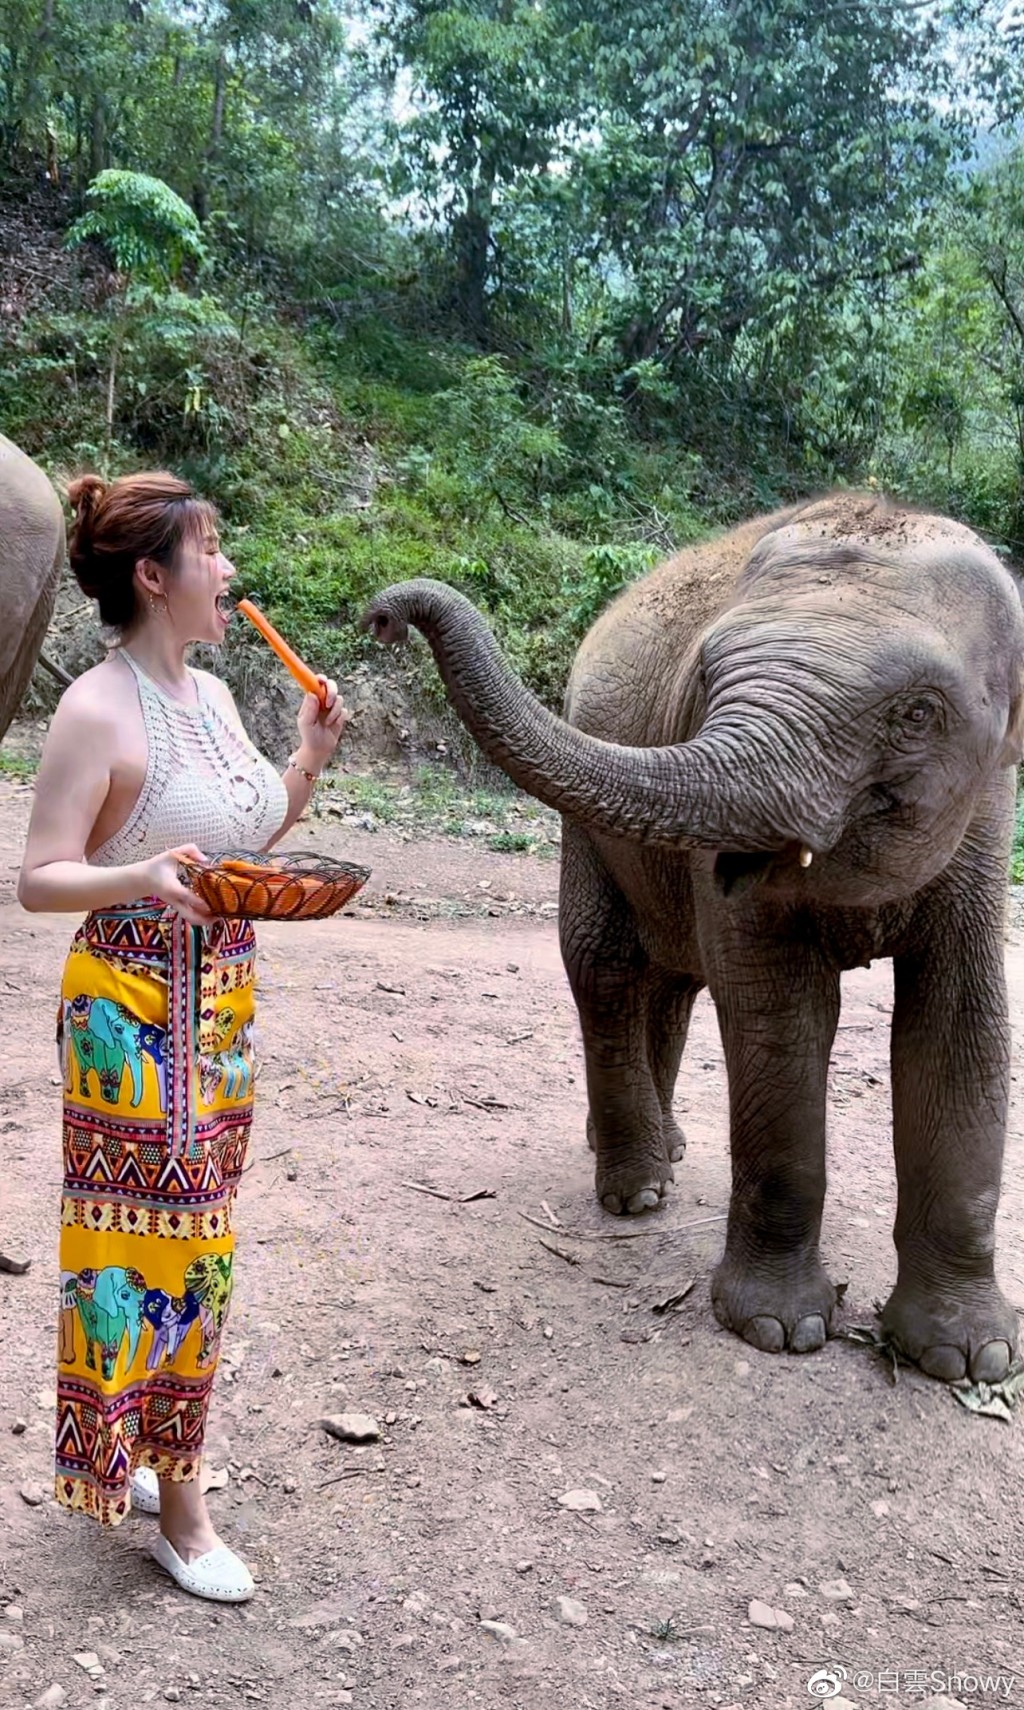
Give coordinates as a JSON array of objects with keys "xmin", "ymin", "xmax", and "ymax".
[
  {"xmin": 67, "ymin": 171, "xmax": 206, "ymax": 284},
  {"xmin": 561, "ymin": 541, "xmax": 660, "ymax": 635}
]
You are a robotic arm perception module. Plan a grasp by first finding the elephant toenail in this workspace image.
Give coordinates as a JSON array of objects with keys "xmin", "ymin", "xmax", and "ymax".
[
  {"xmin": 626, "ymin": 1187, "xmax": 661, "ymax": 1214},
  {"xmin": 971, "ymin": 1340, "xmax": 1012, "ymax": 1383},
  {"xmin": 601, "ymin": 1194, "xmax": 625, "ymax": 1216},
  {"xmin": 919, "ymin": 1343, "xmax": 966, "ymax": 1383},
  {"xmin": 790, "ymin": 1314, "xmax": 827, "ymax": 1353},
  {"xmin": 744, "ymin": 1316, "xmax": 786, "ymax": 1353}
]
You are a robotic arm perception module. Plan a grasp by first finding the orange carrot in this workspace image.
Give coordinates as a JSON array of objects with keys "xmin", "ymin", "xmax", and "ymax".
[{"xmin": 236, "ymin": 598, "xmax": 326, "ymax": 702}]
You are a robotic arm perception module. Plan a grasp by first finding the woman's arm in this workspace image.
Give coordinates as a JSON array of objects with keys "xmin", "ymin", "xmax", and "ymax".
[
  {"xmin": 17, "ymin": 683, "xmax": 210, "ymax": 923},
  {"xmin": 265, "ymin": 758, "xmax": 319, "ymax": 851}
]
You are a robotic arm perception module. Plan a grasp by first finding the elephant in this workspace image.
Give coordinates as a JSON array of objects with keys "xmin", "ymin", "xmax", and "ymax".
[
  {"xmin": 0, "ymin": 433, "xmax": 65, "ymax": 743},
  {"xmin": 66, "ymin": 995, "xmax": 123, "ymax": 1103},
  {"xmin": 142, "ymin": 1287, "xmax": 202, "ymax": 1369},
  {"xmin": 363, "ymin": 491, "xmax": 1024, "ymax": 1384},
  {"xmin": 198, "ymin": 1015, "xmax": 253, "ymax": 1106},
  {"xmin": 0, "ymin": 436, "xmax": 63, "ymax": 1276},
  {"xmin": 218, "ymin": 1018, "xmax": 254, "ymax": 1102},
  {"xmin": 184, "ymin": 1253, "xmax": 233, "ymax": 1366},
  {"xmin": 136, "ymin": 1021, "xmax": 168, "ymax": 1109},
  {"xmin": 59, "ymin": 1270, "xmax": 78, "ymax": 1364},
  {"xmin": 75, "ymin": 1264, "xmax": 148, "ymax": 1379},
  {"xmin": 64, "ymin": 996, "xmax": 167, "ymax": 1109}
]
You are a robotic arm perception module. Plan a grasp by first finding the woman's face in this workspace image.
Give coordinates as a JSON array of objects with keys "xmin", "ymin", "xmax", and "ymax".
[{"xmin": 149, "ymin": 520, "xmax": 237, "ymax": 644}]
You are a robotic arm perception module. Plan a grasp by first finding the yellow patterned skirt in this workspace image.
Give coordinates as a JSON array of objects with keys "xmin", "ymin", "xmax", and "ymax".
[{"xmin": 55, "ymin": 902, "xmax": 256, "ymax": 1526}]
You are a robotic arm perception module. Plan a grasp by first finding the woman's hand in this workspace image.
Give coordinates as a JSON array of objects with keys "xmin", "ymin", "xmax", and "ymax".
[
  {"xmin": 295, "ymin": 676, "xmax": 349, "ymax": 773},
  {"xmin": 142, "ymin": 844, "xmax": 214, "ymax": 927}
]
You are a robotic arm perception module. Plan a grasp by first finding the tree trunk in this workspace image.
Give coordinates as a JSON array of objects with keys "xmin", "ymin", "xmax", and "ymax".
[
  {"xmin": 451, "ymin": 166, "xmax": 494, "ymax": 338},
  {"xmin": 560, "ymin": 235, "xmax": 573, "ymax": 336},
  {"xmin": 72, "ymin": 92, "xmax": 82, "ymax": 187},
  {"xmin": 103, "ymin": 314, "xmax": 126, "ymax": 473},
  {"xmin": 451, "ymin": 205, "xmax": 490, "ymax": 336},
  {"xmin": 192, "ymin": 50, "xmax": 226, "ymax": 225},
  {"xmin": 210, "ymin": 53, "xmax": 226, "ymax": 147},
  {"xmin": 89, "ymin": 97, "xmax": 106, "ymax": 180}
]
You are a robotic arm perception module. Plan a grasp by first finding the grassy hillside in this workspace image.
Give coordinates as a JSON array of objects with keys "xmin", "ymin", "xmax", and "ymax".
[
  {"xmin": 3, "ymin": 172, "xmax": 1023, "ymax": 877},
  {"xmin": 0, "ymin": 178, "xmax": 714, "ymax": 726}
]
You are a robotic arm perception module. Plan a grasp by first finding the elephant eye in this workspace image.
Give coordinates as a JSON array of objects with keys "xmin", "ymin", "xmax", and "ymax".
[{"xmin": 892, "ymin": 694, "xmax": 943, "ymax": 736}]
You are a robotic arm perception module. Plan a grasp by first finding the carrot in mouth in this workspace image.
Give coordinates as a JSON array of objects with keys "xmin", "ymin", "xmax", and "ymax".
[{"xmin": 235, "ymin": 598, "xmax": 326, "ymax": 703}]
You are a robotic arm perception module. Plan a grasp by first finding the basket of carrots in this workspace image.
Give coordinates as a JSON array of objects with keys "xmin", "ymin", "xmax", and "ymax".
[{"xmin": 178, "ymin": 851, "xmax": 371, "ymax": 921}]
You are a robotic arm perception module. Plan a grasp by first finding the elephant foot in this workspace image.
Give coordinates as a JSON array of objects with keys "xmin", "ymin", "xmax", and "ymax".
[
  {"xmin": 663, "ymin": 1116, "xmax": 686, "ymax": 1165},
  {"xmin": 596, "ymin": 1152, "xmax": 674, "ymax": 1216},
  {"xmin": 586, "ymin": 1110, "xmax": 685, "ymax": 1167},
  {"xmin": 712, "ymin": 1248, "xmax": 838, "ymax": 1354},
  {"xmin": 880, "ymin": 1275, "xmax": 1018, "ymax": 1383}
]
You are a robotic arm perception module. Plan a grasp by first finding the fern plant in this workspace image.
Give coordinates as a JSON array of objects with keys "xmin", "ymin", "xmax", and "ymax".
[{"xmin": 66, "ymin": 172, "xmax": 208, "ymax": 464}]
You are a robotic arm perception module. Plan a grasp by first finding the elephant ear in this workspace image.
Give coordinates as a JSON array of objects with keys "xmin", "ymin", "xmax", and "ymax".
[
  {"xmin": 999, "ymin": 664, "xmax": 1024, "ymax": 766},
  {"xmin": 674, "ymin": 636, "xmax": 707, "ymax": 737}
]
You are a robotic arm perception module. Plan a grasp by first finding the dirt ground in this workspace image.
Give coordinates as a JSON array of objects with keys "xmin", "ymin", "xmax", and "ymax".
[{"xmin": 2, "ymin": 774, "xmax": 1024, "ymax": 1710}]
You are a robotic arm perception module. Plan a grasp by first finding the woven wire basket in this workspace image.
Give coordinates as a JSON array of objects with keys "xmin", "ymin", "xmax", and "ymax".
[{"xmin": 178, "ymin": 850, "xmax": 371, "ymax": 921}]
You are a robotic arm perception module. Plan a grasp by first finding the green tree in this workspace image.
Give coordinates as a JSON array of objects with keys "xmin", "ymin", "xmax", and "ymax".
[
  {"xmin": 954, "ymin": 151, "xmax": 1024, "ymax": 540},
  {"xmin": 373, "ymin": 0, "xmax": 586, "ymax": 333},
  {"xmin": 0, "ymin": 0, "xmax": 376, "ymax": 278},
  {"xmin": 67, "ymin": 168, "xmax": 207, "ymax": 458},
  {"xmin": 871, "ymin": 156, "xmax": 1024, "ymax": 547},
  {"xmin": 559, "ymin": 0, "xmax": 955, "ymax": 373},
  {"xmin": 67, "ymin": 167, "xmax": 206, "ymax": 280}
]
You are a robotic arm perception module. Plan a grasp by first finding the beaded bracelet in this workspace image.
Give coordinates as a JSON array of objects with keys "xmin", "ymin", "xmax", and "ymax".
[{"xmin": 287, "ymin": 757, "xmax": 320, "ymax": 786}]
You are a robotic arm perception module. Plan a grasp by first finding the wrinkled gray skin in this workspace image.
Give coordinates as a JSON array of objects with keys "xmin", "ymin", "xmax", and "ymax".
[
  {"xmin": 364, "ymin": 493, "xmax": 1024, "ymax": 1383},
  {"xmin": 0, "ymin": 433, "xmax": 65, "ymax": 743},
  {"xmin": 0, "ymin": 434, "xmax": 63, "ymax": 1278}
]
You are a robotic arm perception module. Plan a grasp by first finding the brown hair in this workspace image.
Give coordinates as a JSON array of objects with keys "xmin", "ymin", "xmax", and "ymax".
[{"xmin": 67, "ymin": 470, "xmax": 218, "ymax": 630}]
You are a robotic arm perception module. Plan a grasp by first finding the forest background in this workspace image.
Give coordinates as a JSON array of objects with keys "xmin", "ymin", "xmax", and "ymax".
[{"xmin": 4, "ymin": 0, "xmax": 1024, "ymax": 864}]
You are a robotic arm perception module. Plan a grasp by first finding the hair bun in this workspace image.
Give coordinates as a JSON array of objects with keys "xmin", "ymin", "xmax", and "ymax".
[
  {"xmin": 65, "ymin": 467, "xmax": 216, "ymax": 630},
  {"xmin": 66, "ymin": 472, "xmax": 107, "ymax": 521}
]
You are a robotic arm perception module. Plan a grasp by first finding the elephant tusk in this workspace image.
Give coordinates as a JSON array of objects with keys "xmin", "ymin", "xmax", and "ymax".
[{"xmin": 799, "ymin": 846, "xmax": 813, "ymax": 868}]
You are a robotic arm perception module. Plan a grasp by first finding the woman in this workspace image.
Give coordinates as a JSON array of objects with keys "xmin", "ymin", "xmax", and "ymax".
[{"xmin": 18, "ymin": 470, "xmax": 347, "ymax": 1603}]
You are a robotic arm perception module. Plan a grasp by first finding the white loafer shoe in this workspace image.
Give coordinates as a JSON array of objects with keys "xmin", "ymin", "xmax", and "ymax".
[
  {"xmin": 131, "ymin": 1467, "xmax": 161, "ymax": 1515},
  {"xmin": 151, "ymin": 1533, "xmax": 255, "ymax": 1603}
]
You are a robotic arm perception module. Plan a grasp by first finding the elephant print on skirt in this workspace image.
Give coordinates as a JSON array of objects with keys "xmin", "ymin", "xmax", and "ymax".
[
  {"xmin": 60, "ymin": 995, "xmax": 168, "ymax": 1111},
  {"xmin": 59, "ymin": 1270, "xmax": 78, "ymax": 1364},
  {"xmin": 184, "ymin": 1253, "xmax": 234, "ymax": 1366},
  {"xmin": 64, "ymin": 1254, "xmax": 235, "ymax": 1377},
  {"xmin": 197, "ymin": 1013, "xmax": 253, "ymax": 1107},
  {"xmin": 56, "ymin": 903, "xmax": 255, "ymax": 1526},
  {"xmin": 73, "ymin": 1265, "xmax": 148, "ymax": 1380},
  {"xmin": 141, "ymin": 1287, "xmax": 203, "ymax": 1370}
]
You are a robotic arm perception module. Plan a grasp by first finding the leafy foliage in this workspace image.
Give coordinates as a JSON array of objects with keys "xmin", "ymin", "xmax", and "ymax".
[
  {"xmin": 66, "ymin": 170, "xmax": 206, "ymax": 282},
  {"xmin": 562, "ymin": 543, "xmax": 660, "ymax": 635},
  {"xmin": 6, "ymin": 0, "xmax": 1024, "ymax": 780}
]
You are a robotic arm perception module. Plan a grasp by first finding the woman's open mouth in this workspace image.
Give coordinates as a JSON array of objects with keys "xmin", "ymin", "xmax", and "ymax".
[{"xmin": 215, "ymin": 592, "xmax": 233, "ymax": 622}]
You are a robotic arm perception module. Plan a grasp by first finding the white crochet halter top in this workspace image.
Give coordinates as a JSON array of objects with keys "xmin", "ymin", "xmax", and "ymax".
[{"xmin": 90, "ymin": 650, "xmax": 289, "ymax": 866}]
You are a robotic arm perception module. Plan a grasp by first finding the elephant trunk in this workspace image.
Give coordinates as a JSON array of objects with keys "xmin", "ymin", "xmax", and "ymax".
[{"xmin": 362, "ymin": 579, "xmax": 844, "ymax": 854}]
